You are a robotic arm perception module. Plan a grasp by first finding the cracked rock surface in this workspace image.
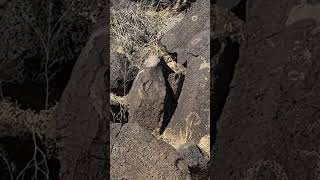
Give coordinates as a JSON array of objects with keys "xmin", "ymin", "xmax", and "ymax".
[
  {"xmin": 111, "ymin": 123, "xmax": 192, "ymax": 180},
  {"xmin": 212, "ymin": 0, "xmax": 320, "ymax": 179},
  {"xmin": 48, "ymin": 26, "xmax": 108, "ymax": 180},
  {"xmin": 160, "ymin": 0, "xmax": 210, "ymax": 154}
]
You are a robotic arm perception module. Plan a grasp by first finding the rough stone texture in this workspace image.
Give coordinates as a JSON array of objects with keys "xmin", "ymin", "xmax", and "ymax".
[
  {"xmin": 211, "ymin": 5, "xmax": 244, "ymax": 40},
  {"xmin": 177, "ymin": 142, "xmax": 209, "ymax": 179},
  {"xmin": 48, "ymin": 26, "xmax": 108, "ymax": 180},
  {"xmin": 127, "ymin": 60, "xmax": 176, "ymax": 134},
  {"xmin": 245, "ymin": 0, "xmax": 299, "ymax": 41},
  {"xmin": 161, "ymin": 0, "xmax": 210, "ymax": 65},
  {"xmin": 110, "ymin": 123, "xmax": 122, "ymax": 153},
  {"xmin": 111, "ymin": 0, "xmax": 174, "ymax": 10},
  {"xmin": 212, "ymin": 1, "xmax": 320, "ymax": 179},
  {"xmin": 215, "ymin": 0, "xmax": 242, "ymax": 10},
  {"xmin": 285, "ymin": 1, "xmax": 320, "ymax": 27},
  {"xmin": 111, "ymin": 123, "xmax": 191, "ymax": 179},
  {"xmin": 167, "ymin": 73, "xmax": 184, "ymax": 101},
  {"xmin": 161, "ymin": 0, "xmax": 210, "ymax": 152}
]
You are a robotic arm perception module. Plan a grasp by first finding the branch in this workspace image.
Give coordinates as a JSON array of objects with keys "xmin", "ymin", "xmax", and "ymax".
[{"xmin": 0, "ymin": 151, "xmax": 13, "ymax": 180}]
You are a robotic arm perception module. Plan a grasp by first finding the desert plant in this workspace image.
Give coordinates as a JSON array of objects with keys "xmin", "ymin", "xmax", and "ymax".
[
  {"xmin": 0, "ymin": 130, "xmax": 50, "ymax": 180},
  {"xmin": 110, "ymin": 1, "xmax": 184, "ymax": 69},
  {"xmin": 0, "ymin": 98, "xmax": 55, "ymax": 179},
  {"xmin": 110, "ymin": 1, "xmax": 185, "ymax": 123},
  {"xmin": 15, "ymin": 129, "xmax": 49, "ymax": 180},
  {"xmin": 19, "ymin": 1, "xmax": 73, "ymax": 110}
]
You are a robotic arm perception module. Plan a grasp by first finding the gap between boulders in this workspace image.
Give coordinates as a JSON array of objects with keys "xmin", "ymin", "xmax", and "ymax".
[{"xmin": 211, "ymin": 37, "xmax": 240, "ymax": 148}]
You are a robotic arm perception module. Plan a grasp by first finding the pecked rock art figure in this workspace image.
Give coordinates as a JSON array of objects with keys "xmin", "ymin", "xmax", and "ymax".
[{"xmin": 160, "ymin": 0, "xmax": 210, "ymax": 155}]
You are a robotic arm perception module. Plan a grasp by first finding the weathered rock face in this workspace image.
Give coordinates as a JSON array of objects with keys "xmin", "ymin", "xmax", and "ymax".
[
  {"xmin": 110, "ymin": 123, "xmax": 122, "ymax": 153},
  {"xmin": 245, "ymin": 0, "xmax": 299, "ymax": 39},
  {"xmin": 167, "ymin": 73, "xmax": 184, "ymax": 101},
  {"xmin": 177, "ymin": 142, "xmax": 209, "ymax": 180},
  {"xmin": 48, "ymin": 26, "xmax": 108, "ymax": 180},
  {"xmin": 127, "ymin": 60, "xmax": 176, "ymax": 134},
  {"xmin": 111, "ymin": 123, "xmax": 191, "ymax": 179},
  {"xmin": 211, "ymin": 5, "xmax": 244, "ymax": 40},
  {"xmin": 161, "ymin": 54, "xmax": 210, "ymax": 150},
  {"xmin": 212, "ymin": 1, "xmax": 320, "ymax": 179},
  {"xmin": 160, "ymin": 0, "xmax": 210, "ymax": 154},
  {"xmin": 215, "ymin": 0, "xmax": 242, "ymax": 10},
  {"xmin": 161, "ymin": 0, "xmax": 210, "ymax": 65}
]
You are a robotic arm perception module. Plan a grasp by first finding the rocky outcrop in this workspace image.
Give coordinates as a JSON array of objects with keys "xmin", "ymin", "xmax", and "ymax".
[
  {"xmin": 177, "ymin": 142, "xmax": 209, "ymax": 180},
  {"xmin": 127, "ymin": 59, "xmax": 176, "ymax": 134},
  {"xmin": 110, "ymin": 2, "xmax": 213, "ymax": 178},
  {"xmin": 110, "ymin": 123, "xmax": 122, "ymax": 152},
  {"xmin": 215, "ymin": 0, "xmax": 242, "ymax": 10},
  {"xmin": 111, "ymin": 123, "xmax": 191, "ymax": 179},
  {"xmin": 167, "ymin": 73, "xmax": 184, "ymax": 100},
  {"xmin": 48, "ymin": 26, "xmax": 108, "ymax": 180},
  {"xmin": 160, "ymin": 0, "xmax": 210, "ymax": 154},
  {"xmin": 212, "ymin": 1, "xmax": 320, "ymax": 179},
  {"xmin": 161, "ymin": 0, "xmax": 210, "ymax": 65}
]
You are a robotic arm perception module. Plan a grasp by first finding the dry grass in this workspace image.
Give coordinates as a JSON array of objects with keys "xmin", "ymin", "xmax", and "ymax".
[
  {"xmin": 110, "ymin": 2, "xmax": 185, "ymax": 123},
  {"xmin": 0, "ymin": 99, "xmax": 56, "ymax": 140},
  {"xmin": 111, "ymin": 2, "xmax": 184, "ymax": 69}
]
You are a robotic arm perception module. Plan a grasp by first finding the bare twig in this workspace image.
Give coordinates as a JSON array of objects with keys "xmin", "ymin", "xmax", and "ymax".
[{"xmin": 0, "ymin": 151, "xmax": 13, "ymax": 180}]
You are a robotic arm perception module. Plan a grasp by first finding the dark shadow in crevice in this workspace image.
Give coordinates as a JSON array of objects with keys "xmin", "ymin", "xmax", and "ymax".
[
  {"xmin": 159, "ymin": 59, "xmax": 180, "ymax": 135},
  {"xmin": 110, "ymin": 104, "xmax": 129, "ymax": 124},
  {"xmin": 1, "ymin": 56, "xmax": 77, "ymax": 112},
  {"xmin": 211, "ymin": 37, "xmax": 240, "ymax": 150},
  {"xmin": 0, "ymin": 129, "xmax": 60, "ymax": 180},
  {"xmin": 230, "ymin": 0, "xmax": 247, "ymax": 22},
  {"xmin": 2, "ymin": 81, "xmax": 46, "ymax": 111},
  {"xmin": 189, "ymin": 166, "xmax": 209, "ymax": 180},
  {"xmin": 1, "ymin": 0, "xmax": 92, "ymax": 112},
  {"xmin": 182, "ymin": 61, "xmax": 188, "ymax": 68},
  {"xmin": 160, "ymin": 87, "xmax": 177, "ymax": 135},
  {"xmin": 168, "ymin": 52, "xmax": 178, "ymax": 61},
  {"xmin": 178, "ymin": 0, "xmax": 198, "ymax": 12},
  {"xmin": 110, "ymin": 79, "xmax": 135, "ymax": 96}
]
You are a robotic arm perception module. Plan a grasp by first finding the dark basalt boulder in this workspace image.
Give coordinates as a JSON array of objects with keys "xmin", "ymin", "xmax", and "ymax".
[
  {"xmin": 212, "ymin": 1, "xmax": 320, "ymax": 178},
  {"xmin": 127, "ymin": 59, "xmax": 176, "ymax": 134},
  {"xmin": 166, "ymin": 73, "xmax": 184, "ymax": 101},
  {"xmin": 111, "ymin": 123, "xmax": 191, "ymax": 179},
  {"xmin": 161, "ymin": 0, "xmax": 210, "ymax": 65},
  {"xmin": 48, "ymin": 26, "xmax": 108, "ymax": 180},
  {"xmin": 160, "ymin": 0, "xmax": 210, "ymax": 154},
  {"xmin": 110, "ymin": 123, "xmax": 122, "ymax": 153},
  {"xmin": 177, "ymin": 142, "xmax": 209, "ymax": 180},
  {"xmin": 215, "ymin": 0, "xmax": 242, "ymax": 10}
]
